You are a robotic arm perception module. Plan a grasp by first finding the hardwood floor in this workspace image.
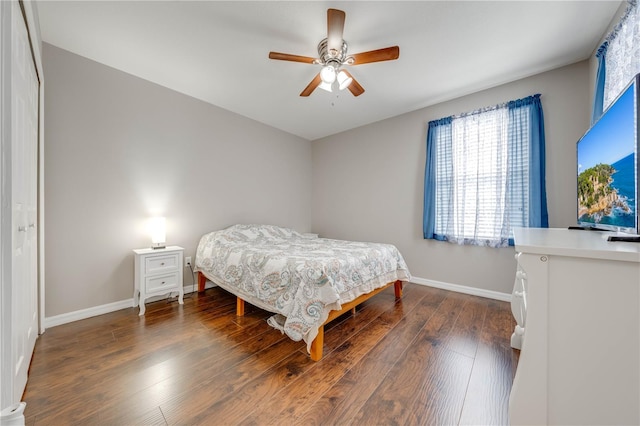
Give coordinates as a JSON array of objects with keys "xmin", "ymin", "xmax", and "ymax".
[{"xmin": 23, "ymin": 283, "xmax": 518, "ymax": 425}]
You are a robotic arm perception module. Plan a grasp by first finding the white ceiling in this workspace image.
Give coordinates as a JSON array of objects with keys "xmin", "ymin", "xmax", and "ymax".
[{"xmin": 37, "ymin": 1, "xmax": 622, "ymax": 140}]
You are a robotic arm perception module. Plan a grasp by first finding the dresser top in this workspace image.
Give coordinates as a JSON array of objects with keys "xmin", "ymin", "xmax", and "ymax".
[{"xmin": 514, "ymin": 228, "xmax": 640, "ymax": 263}]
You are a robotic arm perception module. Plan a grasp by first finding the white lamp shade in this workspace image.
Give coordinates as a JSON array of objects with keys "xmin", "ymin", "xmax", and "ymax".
[
  {"xmin": 337, "ymin": 70, "xmax": 353, "ymax": 90},
  {"xmin": 318, "ymin": 81, "xmax": 333, "ymax": 92},
  {"xmin": 148, "ymin": 217, "xmax": 166, "ymax": 248},
  {"xmin": 320, "ymin": 65, "xmax": 336, "ymax": 84}
]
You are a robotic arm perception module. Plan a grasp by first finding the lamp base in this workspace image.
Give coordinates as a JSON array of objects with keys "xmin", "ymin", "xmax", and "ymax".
[{"xmin": 151, "ymin": 243, "xmax": 166, "ymax": 250}]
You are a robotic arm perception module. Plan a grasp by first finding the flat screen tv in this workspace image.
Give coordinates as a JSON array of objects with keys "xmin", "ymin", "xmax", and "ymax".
[{"xmin": 577, "ymin": 73, "xmax": 639, "ymax": 235}]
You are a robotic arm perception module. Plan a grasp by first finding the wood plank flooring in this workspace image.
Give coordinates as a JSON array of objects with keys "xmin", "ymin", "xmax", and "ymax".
[{"xmin": 22, "ymin": 283, "xmax": 518, "ymax": 425}]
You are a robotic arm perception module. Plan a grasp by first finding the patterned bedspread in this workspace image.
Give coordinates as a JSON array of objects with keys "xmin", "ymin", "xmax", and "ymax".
[{"xmin": 195, "ymin": 224, "xmax": 411, "ymax": 352}]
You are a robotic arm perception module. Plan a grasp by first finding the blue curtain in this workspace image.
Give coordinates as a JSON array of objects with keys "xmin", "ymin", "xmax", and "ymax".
[
  {"xmin": 508, "ymin": 94, "xmax": 548, "ymax": 229},
  {"xmin": 423, "ymin": 117, "xmax": 451, "ymax": 239},
  {"xmin": 592, "ymin": 44, "xmax": 608, "ymax": 124}
]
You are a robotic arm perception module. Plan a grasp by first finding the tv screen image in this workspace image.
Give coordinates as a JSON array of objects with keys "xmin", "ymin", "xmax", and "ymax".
[{"xmin": 577, "ymin": 74, "xmax": 638, "ymax": 234}]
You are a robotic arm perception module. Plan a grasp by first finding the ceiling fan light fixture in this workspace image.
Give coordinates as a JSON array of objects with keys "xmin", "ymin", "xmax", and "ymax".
[
  {"xmin": 337, "ymin": 70, "xmax": 353, "ymax": 90},
  {"xmin": 268, "ymin": 8, "xmax": 400, "ymax": 98},
  {"xmin": 320, "ymin": 65, "xmax": 337, "ymax": 84},
  {"xmin": 318, "ymin": 81, "xmax": 333, "ymax": 92}
]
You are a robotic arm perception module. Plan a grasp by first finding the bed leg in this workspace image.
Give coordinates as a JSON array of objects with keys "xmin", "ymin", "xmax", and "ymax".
[
  {"xmin": 198, "ymin": 272, "xmax": 206, "ymax": 292},
  {"xmin": 310, "ymin": 325, "xmax": 324, "ymax": 361},
  {"xmin": 351, "ymin": 307, "xmax": 357, "ymax": 316},
  {"xmin": 236, "ymin": 297, "xmax": 245, "ymax": 316},
  {"xmin": 394, "ymin": 280, "xmax": 403, "ymax": 299}
]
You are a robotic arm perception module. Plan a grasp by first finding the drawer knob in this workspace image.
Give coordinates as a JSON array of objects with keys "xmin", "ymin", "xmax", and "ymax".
[
  {"xmin": 18, "ymin": 226, "xmax": 26, "ymax": 232},
  {"xmin": 161, "ymin": 281, "xmax": 165, "ymax": 284},
  {"xmin": 161, "ymin": 262, "xmax": 165, "ymax": 266}
]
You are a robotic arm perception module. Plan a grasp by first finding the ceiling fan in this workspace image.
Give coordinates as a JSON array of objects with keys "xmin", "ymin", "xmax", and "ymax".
[{"xmin": 268, "ymin": 8, "xmax": 400, "ymax": 97}]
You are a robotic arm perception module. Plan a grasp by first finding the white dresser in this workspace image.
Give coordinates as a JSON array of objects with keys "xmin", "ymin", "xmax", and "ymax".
[
  {"xmin": 133, "ymin": 246, "xmax": 184, "ymax": 315},
  {"xmin": 510, "ymin": 228, "xmax": 640, "ymax": 425}
]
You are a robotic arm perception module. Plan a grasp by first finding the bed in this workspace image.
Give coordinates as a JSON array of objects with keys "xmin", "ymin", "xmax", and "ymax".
[{"xmin": 194, "ymin": 224, "xmax": 411, "ymax": 360}]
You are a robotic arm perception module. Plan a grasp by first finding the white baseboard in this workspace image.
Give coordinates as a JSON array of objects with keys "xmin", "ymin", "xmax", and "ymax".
[
  {"xmin": 44, "ymin": 278, "xmax": 508, "ymax": 329},
  {"xmin": 183, "ymin": 281, "xmax": 217, "ymax": 294},
  {"xmin": 44, "ymin": 299, "xmax": 134, "ymax": 329},
  {"xmin": 409, "ymin": 276, "xmax": 511, "ymax": 302},
  {"xmin": 44, "ymin": 281, "xmax": 218, "ymax": 329}
]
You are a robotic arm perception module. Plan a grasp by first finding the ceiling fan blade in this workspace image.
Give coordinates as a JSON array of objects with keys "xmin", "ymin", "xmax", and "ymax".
[
  {"xmin": 342, "ymin": 70, "xmax": 364, "ymax": 97},
  {"xmin": 300, "ymin": 73, "xmax": 322, "ymax": 97},
  {"xmin": 269, "ymin": 52, "xmax": 317, "ymax": 64},
  {"xmin": 351, "ymin": 46, "xmax": 400, "ymax": 65},
  {"xmin": 327, "ymin": 9, "xmax": 346, "ymax": 52}
]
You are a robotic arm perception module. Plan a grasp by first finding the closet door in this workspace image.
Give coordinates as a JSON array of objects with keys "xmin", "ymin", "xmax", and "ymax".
[{"xmin": 10, "ymin": 0, "xmax": 39, "ymax": 402}]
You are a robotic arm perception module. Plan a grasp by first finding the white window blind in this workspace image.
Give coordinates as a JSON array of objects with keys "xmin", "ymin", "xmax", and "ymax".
[
  {"xmin": 432, "ymin": 104, "xmax": 530, "ymax": 247},
  {"xmin": 603, "ymin": 1, "xmax": 640, "ymax": 110}
]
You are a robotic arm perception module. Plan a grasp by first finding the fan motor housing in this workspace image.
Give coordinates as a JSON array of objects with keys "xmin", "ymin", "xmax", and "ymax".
[{"xmin": 317, "ymin": 38, "xmax": 349, "ymax": 66}]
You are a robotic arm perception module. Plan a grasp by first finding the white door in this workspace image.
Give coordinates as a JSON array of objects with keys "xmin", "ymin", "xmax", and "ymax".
[{"xmin": 10, "ymin": 0, "xmax": 39, "ymax": 403}]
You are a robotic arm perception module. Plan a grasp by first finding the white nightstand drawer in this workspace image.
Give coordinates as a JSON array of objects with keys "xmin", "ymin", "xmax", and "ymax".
[
  {"xmin": 146, "ymin": 272, "xmax": 180, "ymax": 293},
  {"xmin": 145, "ymin": 253, "xmax": 179, "ymax": 275}
]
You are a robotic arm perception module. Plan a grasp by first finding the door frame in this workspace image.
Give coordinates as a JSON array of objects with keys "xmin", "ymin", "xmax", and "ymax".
[{"xmin": 0, "ymin": 0, "xmax": 14, "ymax": 410}]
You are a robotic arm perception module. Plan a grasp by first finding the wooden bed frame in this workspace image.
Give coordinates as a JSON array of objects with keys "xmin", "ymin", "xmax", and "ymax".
[{"xmin": 197, "ymin": 272, "xmax": 403, "ymax": 361}]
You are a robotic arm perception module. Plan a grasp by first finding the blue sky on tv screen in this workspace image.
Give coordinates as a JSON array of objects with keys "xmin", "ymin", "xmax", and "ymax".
[{"xmin": 578, "ymin": 83, "xmax": 636, "ymax": 173}]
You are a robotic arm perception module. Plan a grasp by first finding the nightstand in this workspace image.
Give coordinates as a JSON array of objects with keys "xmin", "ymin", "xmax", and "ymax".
[{"xmin": 133, "ymin": 246, "xmax": 184, "ymax": 315}]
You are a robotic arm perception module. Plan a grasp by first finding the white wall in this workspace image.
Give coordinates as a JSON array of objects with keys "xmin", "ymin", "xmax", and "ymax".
[
  {"xmin": 43, "ymin": 42, "xmax": 599, "ymax": 315},
  {"xmin": 312, "ymin": 61, "xmax": 591, "ymax": 294},
  {"xmin": 43, "ymin": 44, "xmax": 312, "ymax": 318}
]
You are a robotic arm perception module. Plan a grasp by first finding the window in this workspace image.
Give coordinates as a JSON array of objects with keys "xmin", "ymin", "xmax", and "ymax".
[
  {"xmin": 593, "ymin": 1, "xmax": 640, "ymax": 122},
  {"xmin": 423, "ymin": 95, "xmax": 548, "ymax": 248}
]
